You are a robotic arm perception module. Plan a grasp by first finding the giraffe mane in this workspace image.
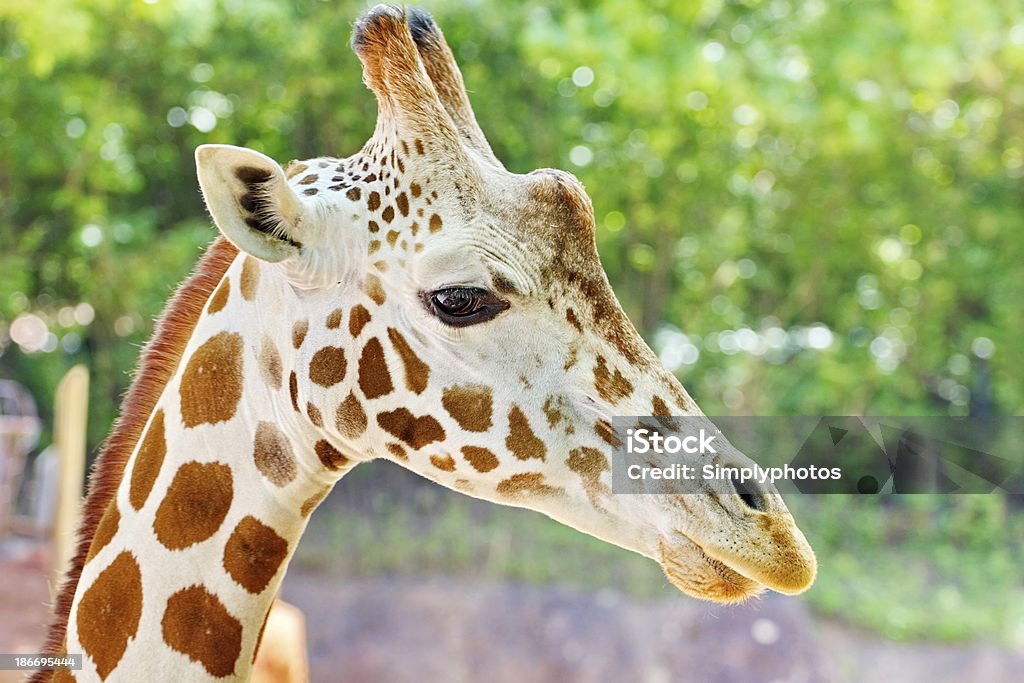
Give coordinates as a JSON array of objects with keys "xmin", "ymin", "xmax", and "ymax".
[{"xmin": 31, "ymin": 237, "xmax": 239, "ymax": 680}]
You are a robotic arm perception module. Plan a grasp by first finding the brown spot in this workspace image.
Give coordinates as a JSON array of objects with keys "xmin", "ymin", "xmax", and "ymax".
[
  {"xmin": 349, "ymin": 304, "xmax": 371, "ymax": 337},
  {"xmin": 651, "ymin": 395, "xmax": 678, "ymax": 430},
  {"xmin": 300, "ymin": 487, "xmax": 330, "ymax": 517},
  {"xmin": 208, "ymin": 278, "xmax": 230, "ymax": 314},
  {"xmin": 496, "ymin": 473, "xmax": 563, "ymax": 499},
  {"xmin": 414, "ymin": 138, "xmax": 425, "ymax": 155},
  {"xmin": 346, "ymin": 187, "xmax": 362, "ymax": 201},
  {"xmin": 542, "ymin": 395, "xmax": 573, "ymax": 433},
  {"xmin": 652, "ymin": 396, "xmax": 671, "ymax": 415},
  {"xmin": 161, "ymin": 585, "xmax": 242, "ymax": 678},
  {"xmin": 593, "ymin": 355, "xmax": 633, "ymax": 404},
  {"xmin": 51, "ymin": 669, "xmax": 76, "ymax": 683},
  {"xmin": 382, "ymin": 205, "xmax": 395, "ymax": 223},
  {"xmin": 377, "ymin": 409, "xmax": 446, "ymax": 449},
  {"xmin": 387, "ymin": 328, "xmax": 430, "ymax": 394},
  {"xmin": 364, "ymin": 274, "xmax": 386, "ymax": 305},
  {"xmin": 396, "ymin": 192, "xmax": 409, "ymax": 216},
  {"xmin": 153, "ymin": 461, "xmax": 233, "ymax": 550},
  {"xmin": 303, "ymin": 187, "xmax": 318, "ymax": 196},
  {"xmin": 309, "ymin": 346, "xmax": 347, "ymax": 387},
  {"xmin": 441, "ymin": 385, "xmax": 493, "ymax": 432},
  {"xmin": 292, "ymin": 320, "xmax": 308, "ymax": 349},
  {"xmin": 258, "ymin": 336, "xmax": 283, "ymax": 390},
  {"xmin": 564, "ymin": 345, "xmax": 579, "ymax": 370},
  {"xmin": 461, "ymin": 446, "xmax": 499, "ymax": 473},
  {"xmin": 410, "ymin": 182, "xmax": 421, "ymax": 198},
  {"xmin": 428, "ymin": 213, "xmax": 443, "ymax": 233},
  {"xmin": 253, "ymin": 421, "xmax": 297, "ymax": 487},
  {"xmin": 289, "ymin": 371, "xmax": 300, "ymax": 412},
  {"xmin": 368, "ymin": 220, "xmax": 380, "ymax": 233},
  {"xmin": 666, "ymin": 380, "xmax": 695, "ymax": 412},
  {"xmin": 179, "ymin": 332, "xmax": 244, "ymax": 428},
  {"xmin": 430, "ymin": 453, "xmax": 456, "ymax": 472},
  {"xmin": 222, "ymin": 515, "xmax": 289, "ymax": 594},
  {"xmin": 240, "ymin": 258, "xmax": 259, "ymax": 301},
  {"xmin": 358, "ymin": 338, "xmax": 393, "ymax": 399},
  {"xmin": 506, "ymin": 406, "xmax": 546, "ymax": 461},
  {"xmin": 595, "ymin": 419, "xmax": 622, "ymax": 448},
  {"xmin": 335, "ymin": 392, "xmax": 367, "ymax": 438},
  {"xmin": 368, "ymin": 239, "xmax": 381, "ymax": 255},
  {"xmin": 385, "ymin": 230, "xmax": 399, "ymax": 246},
  {"xmin": 367, "ymin": 191, "xmax": 381, "ymax": 211},
  {"xmin": 307, "ymin": 402, "xmax": 323, "ymax": 427},
  {"xmin": 128, "ymin": 410, "xmax": 166, "ymax": 511},
  {"xmin": 565, "ymin": 307, "xmax": 583, "ymax": 332},
  {"xmin": 298, "ymin": 173, "xmax": 317, "ymax": 185},
  {"xmin": 374, "ymin": 260, "xmax": 388, "ymax": 272},
  {"xmin": 76, "ymin": 551, "xmax": 142, "ymax": 680},
  {"xmin": 568, "ymin": 447, "xmax": 610, "ymax": 506},
  {"xmin": 85, "ymin": 503, "xmax": 120, "ymax": 563},
  {"xmin": 386, "ymin": 442, "xmax": 407, "ymax": 460},
  {"xmin": 315, "ymin": 440, "xmax": 350, "ymax": 471},
  {"xmin": 326, "ymin": 308, "xmax": 343, "ymax": 329}
]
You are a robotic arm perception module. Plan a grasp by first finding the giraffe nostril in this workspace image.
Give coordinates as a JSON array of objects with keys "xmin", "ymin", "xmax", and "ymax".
[{"xmin": 730, "ymin": 476, "xmax": 763, "ymax": 512}]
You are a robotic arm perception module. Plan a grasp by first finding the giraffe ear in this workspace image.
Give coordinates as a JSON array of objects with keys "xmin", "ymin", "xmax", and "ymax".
[{"xmin": 196, "ymin": 144, "xmax": 306, "ymax": 263}]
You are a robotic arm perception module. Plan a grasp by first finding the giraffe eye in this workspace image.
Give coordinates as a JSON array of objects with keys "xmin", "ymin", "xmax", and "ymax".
[{"xmin": 424, "ymin": 287, "xmax": 509, "ymax": 327}]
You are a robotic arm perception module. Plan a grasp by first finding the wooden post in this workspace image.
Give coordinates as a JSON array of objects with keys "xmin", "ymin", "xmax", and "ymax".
[{"xmin": 51, "ymin": 365, "xmax": 89, "ymax": 588}]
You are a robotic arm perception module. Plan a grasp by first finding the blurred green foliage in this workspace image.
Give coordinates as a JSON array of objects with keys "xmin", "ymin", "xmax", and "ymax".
[
  {"xmin": 1, "ymin": 0, "xmax": 1023, "ymax": 645},
  {"xmin": 301, "ymin": 464, "xmax": 1024, "ymax": 645},
  {"xmin": 2, "ymin": 0, "xmax": 1022, "ymax": 439}
]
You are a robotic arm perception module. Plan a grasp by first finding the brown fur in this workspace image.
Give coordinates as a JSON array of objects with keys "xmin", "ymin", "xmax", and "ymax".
[
  {"xmin": 222, "ymin": 516, "xmax": 289, "ymax": 594},
  {"xmin": 441, "ymin": 384, "xmax": 493, "ymax": 432},
  {"xmin": 161, "ymin": 585, "xmax": 243, "ymax": 677},
  {"xmin": 505, "ymin": 405, "xmax": 546, "ymax": 461},
  {"xmin": 31, "ymin": 238, "xmax": 237, "ymax": 682},
  {"xmin": 309, "ymin": 345, "xmax": 347, "ymax": 387},
  {"xmin": 179, "ymin": 331, "xmax": 244, "ymax": 427},
  {"xmin": 335, "ymin": 392, "xmax": 368, "ymax": 438},
  {"xmin": 75, "ymin": 551, "xmax": 143, "ymax": 680},
  {"xmin": 387, "ymin": 327, "xmax": 430, "ymax": 394},
  {"xmin": 460, "ymin": 445, "xmax": 498, "ymax": 473}
]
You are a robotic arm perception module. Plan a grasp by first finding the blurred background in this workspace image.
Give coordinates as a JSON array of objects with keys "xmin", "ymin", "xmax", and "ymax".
[{"xmin": 1, "ymin": 0, "xmax": 1023, "ymax": 681}]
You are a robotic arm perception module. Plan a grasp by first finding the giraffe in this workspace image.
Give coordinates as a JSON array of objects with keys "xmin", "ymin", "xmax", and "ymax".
[{"xmin": 35, "ymin": 6, "xmax": 816, "ymax": 681}]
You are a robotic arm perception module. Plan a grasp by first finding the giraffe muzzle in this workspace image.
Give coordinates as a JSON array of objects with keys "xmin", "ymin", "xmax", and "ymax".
[{"xmin": 658, "ymin": 499, "xmax": 817, "ymax": 603}]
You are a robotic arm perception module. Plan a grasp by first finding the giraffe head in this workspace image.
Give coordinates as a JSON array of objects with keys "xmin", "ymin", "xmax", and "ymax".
[{"xmin": 196, "ymin": 5, "xmax": 814, "ymax": 603}]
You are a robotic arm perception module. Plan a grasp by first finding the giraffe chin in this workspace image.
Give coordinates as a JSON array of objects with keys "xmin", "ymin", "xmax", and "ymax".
[{"xmin": 657, "ymin": 535, "xmax": 766, "ymax": 605}]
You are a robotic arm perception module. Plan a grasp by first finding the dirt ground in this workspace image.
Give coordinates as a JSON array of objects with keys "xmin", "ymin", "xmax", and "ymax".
[{"xmin": 2, "ymin": 555, "xmax": 1022, "ymax": 683}]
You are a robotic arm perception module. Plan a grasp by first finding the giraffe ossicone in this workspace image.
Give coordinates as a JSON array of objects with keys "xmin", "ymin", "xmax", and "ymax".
[{"xmin": 37, "ymin": 5, "xmax": 815, "ymax": 681}]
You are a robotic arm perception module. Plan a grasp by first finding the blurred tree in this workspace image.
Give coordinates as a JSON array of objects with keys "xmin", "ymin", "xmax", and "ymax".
[{"xmin": 0, "ymin": 0, "xmax": 1022, "ymax": 453}]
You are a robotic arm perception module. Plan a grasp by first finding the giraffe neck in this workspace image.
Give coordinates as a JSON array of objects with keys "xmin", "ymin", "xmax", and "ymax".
[{"xmin": 64, "ymin": 254, "xmax": 347, "ymax": 682}]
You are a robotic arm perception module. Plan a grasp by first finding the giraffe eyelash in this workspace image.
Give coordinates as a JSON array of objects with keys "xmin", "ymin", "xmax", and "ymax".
[{"xmin": 421, "ymin": 286, "xmax": 509, "ymax": 327}]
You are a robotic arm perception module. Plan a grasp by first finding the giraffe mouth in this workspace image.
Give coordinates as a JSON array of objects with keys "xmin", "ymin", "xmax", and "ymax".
[
  {"xmin": 657, "ymin": 534, "xmax": 765, "ymax": 604},
  {"xmin": 657, "ymin": 511, "xmax": 817, "ymax": 603}
]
